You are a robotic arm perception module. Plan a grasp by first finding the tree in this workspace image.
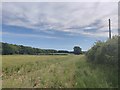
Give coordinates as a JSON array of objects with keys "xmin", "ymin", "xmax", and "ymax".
[{"xmin": 73, "ymin": 46, "xmax": 82, "ymax": 55}]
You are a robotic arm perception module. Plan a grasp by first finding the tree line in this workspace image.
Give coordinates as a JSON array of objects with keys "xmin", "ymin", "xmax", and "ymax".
[{"xmin": 1, "ymin": 42, "xmax": 83, "ymax": 55}]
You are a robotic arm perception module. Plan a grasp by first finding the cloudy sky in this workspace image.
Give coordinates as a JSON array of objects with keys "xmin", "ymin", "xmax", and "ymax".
[{"xmin": 1, "ymin": 2, "xmax": 118, "ymax": 51}]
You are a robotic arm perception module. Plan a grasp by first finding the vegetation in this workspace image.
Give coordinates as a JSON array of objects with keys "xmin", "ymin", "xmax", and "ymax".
[
  {"xmin": 1, "ymin": 42, "xmax": 81, "ymax": 55},
  {"xmin": 1, "ymin": 42, "xmax": 71, "ymax": 55},
  {"xmin": 2, "ymin": 55, "xmax": 118, "ymax": 88},
  {"xmin": 75, "ymin": 56, "xmax": 118, "ymax": 88},
  {"xmin": 86, "ymin": 36, "xmax": 118, "ymax": 66},
  {"xmin": 73, "ymin": 46, "xmax": 82, "ymax": 55},
  {"xmin": 1, "ymin": 36, "xmax": 119, "ymax": 88},
  {"xmin": 2, "ymin": 55, "xmax": 80, "ymax": 88},
  {"xmin": 83, "ymin": 36, "xmax": 118, "ymax": 87}
]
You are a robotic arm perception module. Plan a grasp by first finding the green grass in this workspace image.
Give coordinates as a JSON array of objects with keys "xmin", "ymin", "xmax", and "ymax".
[
  {"xmin": 75, "ymin": 56, "xmax": 118, "ymax": 88},
  {"xmin": 2, "ymin": 55, "xmax": 118, "ymax": 88}
]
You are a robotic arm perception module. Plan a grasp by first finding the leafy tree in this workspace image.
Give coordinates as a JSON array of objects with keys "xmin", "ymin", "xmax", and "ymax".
[{"xmin": 73, "ymin": 46, "xmax": 82, "ymax": 55}]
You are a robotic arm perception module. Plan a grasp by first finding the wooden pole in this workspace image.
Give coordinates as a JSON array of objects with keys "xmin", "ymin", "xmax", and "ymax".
[{"xmin": 109, "ymin": 19, "xmax": 111, "ymax": 39}]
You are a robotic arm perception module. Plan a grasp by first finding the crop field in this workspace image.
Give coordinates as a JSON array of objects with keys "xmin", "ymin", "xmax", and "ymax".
[{"xmin": 2, "ymin": 55, "xmax": 118, "ymax": 88}]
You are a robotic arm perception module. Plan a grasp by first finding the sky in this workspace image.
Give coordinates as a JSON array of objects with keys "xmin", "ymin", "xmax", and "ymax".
[{"xmin": 1, "ymin": 2, "xmax": 118, "ymax": 51}]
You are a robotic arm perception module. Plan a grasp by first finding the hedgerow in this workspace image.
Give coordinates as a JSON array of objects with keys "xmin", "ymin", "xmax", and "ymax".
[{"xmin": 86, "ymin": 36, "xmax": 119, "ymax": 66}]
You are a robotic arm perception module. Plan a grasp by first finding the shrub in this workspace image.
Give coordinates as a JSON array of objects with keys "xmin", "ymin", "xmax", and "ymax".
[{"xmin": 86, "ymin": 36, "xmax": 118, "ymax": 66}]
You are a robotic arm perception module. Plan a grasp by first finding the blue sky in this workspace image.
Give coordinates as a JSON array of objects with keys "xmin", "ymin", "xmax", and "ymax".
[{"xmin": 1, "ymin": 2, "xmax": 118, "ymax": 51}]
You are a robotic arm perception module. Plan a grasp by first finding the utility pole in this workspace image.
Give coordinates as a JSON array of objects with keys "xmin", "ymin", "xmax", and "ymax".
[{"xmin": 109, "ymin": 19, "xmax": 111, "ymax": 39}]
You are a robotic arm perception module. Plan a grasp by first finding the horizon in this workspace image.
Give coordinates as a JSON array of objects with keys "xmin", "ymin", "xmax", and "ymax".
[
  {"xmin": 1, "ymin": 41, "xmax": 87, "ymax": 51},
  {"xmin": 1, "ymin": 2, "xmax": 118, "ymax": 51}
]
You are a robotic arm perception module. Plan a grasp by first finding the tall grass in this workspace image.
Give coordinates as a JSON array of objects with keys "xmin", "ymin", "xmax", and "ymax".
[
  {"xmin": 2, "ymin": 55, "xmax": 118, "ymax": 88},
  {"xmin": 75, "ymin": 56, "xmax": 118, "ymax": 88},
  {"xmin": 2, "ymin": 55, "xmax": 80, "ymax": 88}
]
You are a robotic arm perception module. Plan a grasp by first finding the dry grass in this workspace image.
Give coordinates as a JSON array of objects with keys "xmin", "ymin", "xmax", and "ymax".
[
  {"xmin": 2, "ymin": 55, "xmax": 118, "ymax": 88},
  {"xmin": 2, "ymin": 55, "xmax": 81, "ymax": 88}
]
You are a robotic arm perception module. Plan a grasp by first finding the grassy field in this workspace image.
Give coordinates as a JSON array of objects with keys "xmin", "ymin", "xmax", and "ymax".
[{"xmin": 2, "ymin": 55, "xmax": 118, "ymax": 88}]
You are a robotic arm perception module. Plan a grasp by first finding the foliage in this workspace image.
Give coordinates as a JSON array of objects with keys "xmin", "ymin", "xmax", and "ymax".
[
  {"xmin": 1, "ymin": 42, "xmax": 61, "ymax": 55},
  {"xmin": 86, "ymin": 36, "xmax": 119, "ymax": 66},
  {"xmin": 73, "ymin": 46, "xmax": 82, "ymax": 55},
  {"xmin": 1, "ymin": 42, "xmax": 75, "ymax": 55},
  {"xmin": 57, "ymin": 50, "xmax": 69, "ymax": 53}
]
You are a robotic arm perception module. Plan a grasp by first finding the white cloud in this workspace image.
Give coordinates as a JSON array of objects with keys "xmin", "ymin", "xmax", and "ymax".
[
  {"xmin": 1, "ymin": 0, "xmax": 119, "ymax": 2},
  {"xmin": 2, "ymin": 31, "xmax": 58, "ymax": 39},
  {"xmin": 2, "ymin": 2, "xmax": 118, "ymax": 37}
]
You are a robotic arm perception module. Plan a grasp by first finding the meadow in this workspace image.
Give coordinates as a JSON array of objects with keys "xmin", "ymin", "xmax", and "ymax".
[{"xmin": 2, "ymin": 55, "xmax": 118, "ymax": 88}]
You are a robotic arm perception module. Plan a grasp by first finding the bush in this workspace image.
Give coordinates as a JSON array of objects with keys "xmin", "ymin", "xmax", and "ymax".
[{"xmin": 86, "ymin": 36, "xmax": 118, "ymax": 66}]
